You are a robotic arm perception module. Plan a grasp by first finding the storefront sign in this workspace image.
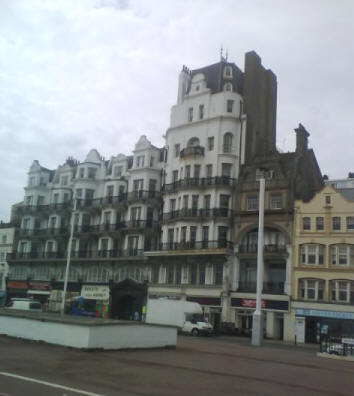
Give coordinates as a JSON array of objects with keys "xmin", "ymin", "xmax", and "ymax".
[
  {"xmin": 187, "ymin": 297, "xmax": 221, "ymax": 306},
  {"xmin": 342, "ymin": 338, "xmax": 354, "ymax": 345},
  {"xmin": 81, "ymin": 285, "xmax": 109, "ymax": 300},
  {"xmin": 241, "ymin": 299, "xmax": 266, "ymax": 308},
  {"xmin": 7, "ymin": 281, "xmax": 27, "ymax": 289},
  {"xmin": 295, "ymin": 308, "xmax": 354, "ymax": 320},
  {"xmin": 231, "ymin": 298, "xmax": 289, "ymax": 311},
  {"xmin": 28, "ymin": 282, "xmax": 51, "ymax": 291}
]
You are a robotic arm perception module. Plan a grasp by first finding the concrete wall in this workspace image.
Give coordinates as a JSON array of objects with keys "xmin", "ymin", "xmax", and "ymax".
[{"xmin": 0, "ymin": 313, "xmax": 177, "ymax": 350}]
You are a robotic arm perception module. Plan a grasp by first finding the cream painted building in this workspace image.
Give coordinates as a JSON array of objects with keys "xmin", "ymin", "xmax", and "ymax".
[{"xmin": 289, "ymin": 185, "xmax": 354, "ymax": 343}]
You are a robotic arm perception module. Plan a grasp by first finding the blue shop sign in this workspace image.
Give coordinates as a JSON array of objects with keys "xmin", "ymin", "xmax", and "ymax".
[{"xmin": 295, "ymin": 308, "xmax": 354, "ymax": 320}]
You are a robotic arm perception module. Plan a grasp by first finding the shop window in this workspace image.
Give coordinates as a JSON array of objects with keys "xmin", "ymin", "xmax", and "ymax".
[{"xmin": 300, "ymin": 244, "xmax": 324, "ymax": 265}]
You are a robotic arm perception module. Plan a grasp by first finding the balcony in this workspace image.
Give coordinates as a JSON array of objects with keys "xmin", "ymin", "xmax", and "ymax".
[
  {"xmin": 146, "ymin": 240, "xmax": 233, "ymax": 253},
  {"xmin": 7, "ymin": 249, "xmax": 144, "ymax": 261},
  {"xmin": 7, "ymin": 251, "xmax": 65, "ymax": 260},
  {"xmin": 19, "ymin": 227, "xmax": 69, "ymax": 237},
  {"xmin": 163, "ymin": 208, "xmax": 233, "ymax": 222},
  {"xmin": 180, "ymin": 146, "xmax": 205, "ymax": 158},
  {"xmin": 237, "ymin": 281, "xmax": 285, "ymax": 295},
  {"xmin": 71, "ymin": 249, "xmax": 144, "ymax": 258},
  {"xmin": 238, "ymin": 244, "xmax": 287, "ymax": 255},
  {"xmin": 73, "ymin": 221, "xmax": 159, "ymax": 234},
  {"xmin": 16, "ymin": 203, "xmax": 72, "ymax": 215},
  {"xmin": 163, "ymin": 177, "xmax": 236, "ymax": 192}
]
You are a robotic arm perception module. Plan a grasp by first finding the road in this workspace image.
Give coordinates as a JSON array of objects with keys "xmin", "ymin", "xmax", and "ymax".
[{"xmin": 0, "ymin": 335, "xmax": 353, "ymax": 395}]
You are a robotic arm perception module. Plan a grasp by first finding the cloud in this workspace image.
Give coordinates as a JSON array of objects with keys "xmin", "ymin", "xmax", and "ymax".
[{"xmin": 0, "ymin": 0, "xmax": 354, "ymax": 220}]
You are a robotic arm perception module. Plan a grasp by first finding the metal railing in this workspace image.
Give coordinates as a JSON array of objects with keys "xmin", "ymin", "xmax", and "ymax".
[
  {"xmin": 163, "ymin": 208, "xmax": 233, "ymax": 221},
  {"xmin": 8, "ymin": 249, "xmax": 144, "ymax": 260},
  {"xmin": 237, "ymin": 281, "xmax": 285, "ymax": 294},
  {"xmin": 180, "ymin": 146, "xmax": 205, "ymax": 158},
  {"xmin": 163, "ymin": 176, "xmax": 236, "ymax": 192},
  {"xmin": 19, "ymin": 227, "xmax": 69, "ymax": 237},
  {"xmin": 152, "ymin": 240, "xmax": 233, "ymax": 251},
  {"xmin": 320, "ymin": 337, "xmax": 354, "ymax": 356}
]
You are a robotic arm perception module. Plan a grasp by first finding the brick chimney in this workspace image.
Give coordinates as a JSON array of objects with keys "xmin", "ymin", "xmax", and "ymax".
[{"xmin": 295, "ymin": 123, "xmax": 309, "ymax": 155}]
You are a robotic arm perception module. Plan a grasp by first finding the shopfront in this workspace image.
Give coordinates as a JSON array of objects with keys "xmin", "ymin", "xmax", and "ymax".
[
  {"xmin": 7, "ymin": 280, "xmax": 28, "ymax": 300},
  {"xmin": 186, "ymin": 297, "xmax": 222, "ymax": 333},
  {"xmin": 232, "ymin": 297, "xmax": 289, "ymax": 339},
  {"xmin": 295, "ymin": 308, "xmax": 354, "ymax": 343},
  {"xmin": 28, "ymin": 281, "xmax": 51, "ymax": 305},
  {"xmin": 81, "ymin": 284, "xmax": 110, "ymax": 318}
]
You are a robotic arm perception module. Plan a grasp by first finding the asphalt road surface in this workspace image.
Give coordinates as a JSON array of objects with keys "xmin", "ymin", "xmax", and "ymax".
[{"xmin": 0, "ymin": 335, "xmax": 353, "ymax": 396}]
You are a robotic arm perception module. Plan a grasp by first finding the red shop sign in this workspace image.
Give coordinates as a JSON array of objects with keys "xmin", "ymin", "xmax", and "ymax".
[
  {"xmin": 7, "ymin": 281, "xmax": 28, "ymax": 289},
  {"xmin": 241, "ymin": 299, "xmax": 266, "ymax": 309},
  {"xmin": 28, "ymin": 282, "xmax": 51, "ymax": 291}
]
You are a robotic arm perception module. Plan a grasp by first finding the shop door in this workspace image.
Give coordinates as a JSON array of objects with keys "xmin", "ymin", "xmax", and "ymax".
[{"xmin": 305, "ymin": 317, "xmax": 319, "ymax": 343}]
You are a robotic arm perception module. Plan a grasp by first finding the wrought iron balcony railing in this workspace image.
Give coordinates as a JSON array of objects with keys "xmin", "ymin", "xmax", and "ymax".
[
  {"xmin": 180, "ymin": 146, "xmax": 205, "ymax": 158},
  {"xmin": 163, "ymin": 208, "xmax": 233, "ymax": 221},
  {"xmin": 149, "ymin": 240, "xmax": 233, "ymax": 252},
  {"xmin": 163, "ymin": 176, "xmax": 236, "ymax": 192}
]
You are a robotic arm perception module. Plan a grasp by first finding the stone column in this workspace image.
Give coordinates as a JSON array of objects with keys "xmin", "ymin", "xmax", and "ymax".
[{"xmin": 285, "ymin": 244, "xmax": 292, "ymax": 295}]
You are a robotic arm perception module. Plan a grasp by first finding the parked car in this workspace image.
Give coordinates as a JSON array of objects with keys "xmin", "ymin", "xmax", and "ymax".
[{"xmin": 5, "ymin": 298, "xmax": 42, "ymax": 312}]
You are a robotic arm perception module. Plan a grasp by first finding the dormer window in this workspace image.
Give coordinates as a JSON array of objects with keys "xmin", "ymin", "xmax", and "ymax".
[
  {"xmin": 224, "ymin": 83, "xmax": 233, "ymax": 92},
  {"xmin": 114, "ymin": 165, "xmax": 123, "ymax": 177},
  {"xmin": 79, "ymin": 168, "xmax": 85, "ymax": 178},
  {"xmin": 136, "ymin": 155, "xmax": 145, "ymax": 167},
  {"xmin": 29, "ymin": 176, "xmax": 36, "ymax": 186},
  {"xmin": 224, "ymin": 66, "xmax": 232, "ymax": 78},
  {"xmin": 61, "ymin": 176, "xmax": 68, "ymax": 186}
]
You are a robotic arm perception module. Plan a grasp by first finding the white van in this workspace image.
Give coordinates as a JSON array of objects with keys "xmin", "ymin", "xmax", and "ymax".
[
  {"xmin": 146, "ymin": 299, "xmax": 213, "ymax": 336},
  {"xmin": 6, "ymin": 298, "xmax": 42, "ymax": 311}
]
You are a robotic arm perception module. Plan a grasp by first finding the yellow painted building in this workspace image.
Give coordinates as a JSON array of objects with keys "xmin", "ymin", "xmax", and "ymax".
[{"xmin": 289, "ymin": 185, "xmax": 354, "ymax": 343}]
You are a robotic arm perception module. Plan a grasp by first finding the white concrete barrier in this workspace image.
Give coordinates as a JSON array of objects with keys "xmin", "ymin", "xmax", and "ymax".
[{"xmin": 0, "ymin": 310, "xmax": 177, "ymax": 350}]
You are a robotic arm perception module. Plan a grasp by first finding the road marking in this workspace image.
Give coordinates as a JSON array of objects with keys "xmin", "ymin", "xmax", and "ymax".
[{"xmin": 0, "ymin": 371, "xmax": 104, "ymax": 396}]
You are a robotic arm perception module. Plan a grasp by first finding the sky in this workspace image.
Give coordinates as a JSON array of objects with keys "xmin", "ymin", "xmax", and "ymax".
[{"xmin": 1, "ymin": 0, "xmax": 354, "ymax": 221}]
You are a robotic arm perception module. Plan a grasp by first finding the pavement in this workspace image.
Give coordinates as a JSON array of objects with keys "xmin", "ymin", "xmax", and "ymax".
[{"xmin": 0, "ymin": 334, "xmax": 352, "ymax": 396}]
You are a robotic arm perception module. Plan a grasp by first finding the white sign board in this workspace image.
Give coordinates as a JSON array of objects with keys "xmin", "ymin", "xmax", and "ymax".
[{"xmin": 81, "ymin": 285, "xmax": 109, "ymax": 300}]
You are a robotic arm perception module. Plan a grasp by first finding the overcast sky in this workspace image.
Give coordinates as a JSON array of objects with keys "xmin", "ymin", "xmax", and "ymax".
[{"xmin": 1, "ymin": 0, "xmax": 353, "ymax": 221}]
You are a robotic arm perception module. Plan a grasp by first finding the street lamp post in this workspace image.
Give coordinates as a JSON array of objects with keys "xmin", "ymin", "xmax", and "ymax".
[
  {"xmin": 61, "ymin": 197, "xmax": 77, "ymax": 316},
  {"xmin": 251, "ymin": 171, "xmax": 266, "ymax": 346}
]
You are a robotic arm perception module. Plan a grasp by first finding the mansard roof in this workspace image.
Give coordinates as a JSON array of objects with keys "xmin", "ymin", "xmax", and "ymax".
[{"xmin": 186, "ymin": 60, "xmax": 243, "ymax": 94}]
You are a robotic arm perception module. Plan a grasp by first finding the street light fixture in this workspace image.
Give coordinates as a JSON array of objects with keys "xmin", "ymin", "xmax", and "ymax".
[
  {"xmin": 61, "ymin": 197, "xmax": 77, "ymax": 316},
  {"xmin": 251, "ymin": 168, "xmax": 270, "ymax": 346}
]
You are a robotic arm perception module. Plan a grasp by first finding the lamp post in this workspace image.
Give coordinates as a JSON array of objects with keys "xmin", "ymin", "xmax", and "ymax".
[
  {"xmin": 251, "ymin": 170, "xmax": 266, "ymax": 346},
  {"xmin": 61, "ymin": 197, "xmax": 77, "ymax": 316}
]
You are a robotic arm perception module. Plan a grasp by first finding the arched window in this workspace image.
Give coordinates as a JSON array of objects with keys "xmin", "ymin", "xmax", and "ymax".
[
  {"xmin": 330, "ymin": 244, "xmax": 354, "ymax": 266},
  {"xmin": 300, "ymin": 244, "xmax": 325, "ymax": 265},
  {"xmin": 330, "ymin": 279, "xmax": 353, "ymax": 303},
  {"xmin": 187, "ymin": 137, "xmax": 200, "ymax": 147},
  {"xmin": 223, "ymin": 133, "xmax": 233, "ymax": 153},
  {"xmin": 299, "ymin": 278, "xmax": 324, "ymax": 300}
]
